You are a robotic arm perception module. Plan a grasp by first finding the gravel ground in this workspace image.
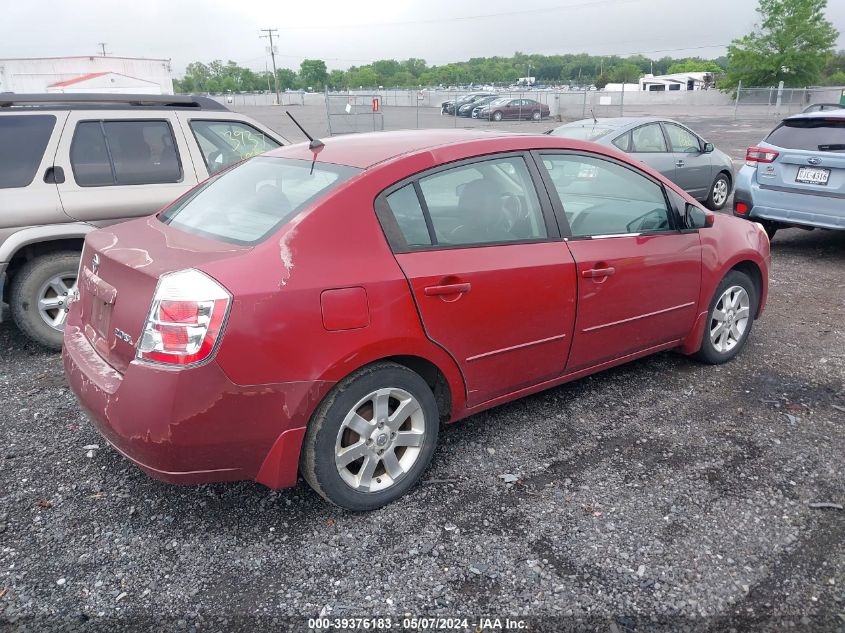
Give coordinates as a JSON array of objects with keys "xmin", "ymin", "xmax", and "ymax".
[{"xmin": 1, "ymin": 115, "xmax": 844, "ymax": 632}]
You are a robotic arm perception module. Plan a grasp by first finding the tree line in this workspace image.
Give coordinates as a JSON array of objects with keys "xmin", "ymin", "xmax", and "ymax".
[{"xmin": 174, "ymin": 0, "xmax": 843, "ymax": 94}]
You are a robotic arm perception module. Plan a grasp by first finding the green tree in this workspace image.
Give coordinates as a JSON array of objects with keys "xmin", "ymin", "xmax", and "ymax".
[
  {"xmin": 326, "ymin": 69, "xmax": 347, "ymax": 90},
  {"xmin": 275, "ymin": 68, "xmax": 298, "ymax": 90},
  {"xmin": 299, "ymin": 59, "xmax": 328, "ymax": 89},
  {"xmin": 609, "ymin": 63, "xmax": 642, "ymax": 83},
  {"xmin": 667, "ymin": 59, "xmax": 725, "ymax": 74},
  {"xmin": 822, "ymin": 69, "xmax": 845, "ymax": 85},
  {"xmin": 724, "ymin": 0, "xmax": 838, "ymax": 89}
]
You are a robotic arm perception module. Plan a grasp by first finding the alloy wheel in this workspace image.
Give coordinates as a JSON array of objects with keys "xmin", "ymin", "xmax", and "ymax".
[
  {"xmin": 712, "ymin": 178, "xmax": 728, "ymax": 207},
  {"xmin": 334, "ymin": 387, "xmax": 426, "ymax": 493},
  {"xmin": 709, "ymin": 285, "xmax": 750, "ymax": 353},
  {"xmin": 37, "ymin": 273, "xmax": 78, "ymax": 331}
]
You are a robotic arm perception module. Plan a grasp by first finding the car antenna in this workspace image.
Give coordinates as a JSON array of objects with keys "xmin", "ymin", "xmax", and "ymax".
[
  {"xmin": 286, "ymin": 110, "xmax": 324, "ymax": 150},
  {"xmin": 286, "ymin": 110, "xmax": 324, "ymax": 174},
  {"xmin": 590, "ymin": 108, "xmax": 598, "ymax": 124}
]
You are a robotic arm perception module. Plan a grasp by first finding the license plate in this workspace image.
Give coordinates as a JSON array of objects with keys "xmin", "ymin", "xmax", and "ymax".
[
  {"xmin": 90, "ymin": 299, "xmax": 112, "ymax": 340},
  {"xmin": 796, "ymin": 166, "xmax": 830, "ymax": 185}
]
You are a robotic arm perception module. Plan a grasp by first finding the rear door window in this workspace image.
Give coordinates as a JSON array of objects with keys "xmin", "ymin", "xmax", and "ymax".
[
  {"xmin": 0, "ymin": 115, "xmax": 56, "ymax": 189},
  {"xmin": 70, "ymin": 120, "xmax": 182, "ymax": 186},
  {"xmin": 631, "ymin": 123, "xmax": 668, "ymax": 153},
  {"xmin": 160, "ymin": 156, "xmax": 360, "ymax": 245},
  {"xmin": 189, "ymin": 120, "xmax": 281, "ymax": 174},
  {"xmin": 766, "ymin": 118, "xmax": 845, "ymax": 152}
]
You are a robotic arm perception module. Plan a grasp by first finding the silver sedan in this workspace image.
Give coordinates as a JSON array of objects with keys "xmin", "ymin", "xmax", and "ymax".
[{"xmin": 548, "ymin": 117, "xmax": 735, "ymax": 210}]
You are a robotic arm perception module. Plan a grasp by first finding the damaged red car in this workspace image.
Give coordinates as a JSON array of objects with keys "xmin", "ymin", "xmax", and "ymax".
[{"xmin": 63, "ymin": 129, "xmax": 770, "ymax": 510}]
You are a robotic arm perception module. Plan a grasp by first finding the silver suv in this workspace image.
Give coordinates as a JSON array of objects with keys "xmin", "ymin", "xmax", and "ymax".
[{"xmin": 0, "ymin": 93, "xmax": 287, "ymax": 349}]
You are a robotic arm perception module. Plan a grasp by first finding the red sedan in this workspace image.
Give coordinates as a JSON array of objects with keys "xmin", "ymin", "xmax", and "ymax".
[{"xmin": 63, "ymin": 129, "xmax": 770, "ymax": 511}]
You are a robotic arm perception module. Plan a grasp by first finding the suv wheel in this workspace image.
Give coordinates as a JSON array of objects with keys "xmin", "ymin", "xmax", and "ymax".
[
  {"xmin": 9, "ymin": 252, "xmax": 80, "ymax": 350},
  {"xmin": 301, "ymin": 362, "xmax": 439, "ymax": 511}
]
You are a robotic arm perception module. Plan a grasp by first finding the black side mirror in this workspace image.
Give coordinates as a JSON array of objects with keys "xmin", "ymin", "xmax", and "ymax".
[
  {"xmin": 684, "ymin": 203, "xmax": 714, "ymax": 229},
  {"xmin": 703, "ymin": 142, "xmax": 715, "ymax": 153}
]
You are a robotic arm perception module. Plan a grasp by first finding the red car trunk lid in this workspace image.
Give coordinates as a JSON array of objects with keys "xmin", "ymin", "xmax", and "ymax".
[{"xmin": 77, "ymin": 216, "xmax": 250, "ymax": 373}]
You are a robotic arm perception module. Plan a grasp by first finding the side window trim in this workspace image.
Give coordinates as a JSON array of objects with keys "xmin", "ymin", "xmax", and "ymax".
[
  {"xmin": 375, "ymin": 151, "xmax": 561, "ymax": 254},
  {"xmin": 533, "ymin": 149, "xmax": 680, "ymax": 241},
  {"xmin": 70, "ymin": 118, "xmax": 183, "ymax": 187}
]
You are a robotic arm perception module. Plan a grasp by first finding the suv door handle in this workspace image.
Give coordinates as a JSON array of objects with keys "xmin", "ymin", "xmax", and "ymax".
[
  {"xmin": 424, "ymin": 282, "xmax": 471, "ymax": 296},
  {"xmin": 581, "ymin": 267, "xmax": 616, "ymax": 278},
  {"xmin": 44, "ymin": 166, "xmax": 65, "ymax": 184}
]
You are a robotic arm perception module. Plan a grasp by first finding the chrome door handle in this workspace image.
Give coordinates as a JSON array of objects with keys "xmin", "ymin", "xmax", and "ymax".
[
  {"xmin": 676, "ymin": 160, "xmax": 685, "ymax": 168},
  {"xmin": 581, "ymin": 267, "xmax": 616, "ymax": 278},
  {"xmin": 424, "ymin": 282, "xmax": 471, "ymax": 296}
]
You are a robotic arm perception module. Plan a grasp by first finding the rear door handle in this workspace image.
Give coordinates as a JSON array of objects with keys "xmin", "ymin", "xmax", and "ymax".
[
  {"xmin": 581, "ymin": 267, "xmax": 616, "ymax": 278},
  {"xmin": 676, "ymin": 160, "xmax": 685, "ymax": 168},
  {"xmin": 424, "ymin": 282, "xmax": 471, "ymax": 296}
]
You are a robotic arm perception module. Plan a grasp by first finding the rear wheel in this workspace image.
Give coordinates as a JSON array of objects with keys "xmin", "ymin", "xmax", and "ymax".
[
  {"xmin": 9, "ymin": 251, "xmax": 80, "ymax": 350},
  {"xmin": 706, "ymin": 173, "xmax": 731, "ymax": 210},
  {"xmin": 492, "ymin": 111, "xmax": 503, "ymax": 122},
  {"xmin": 301, "ymin": 362, "xmax": 439, "ymax": 511},
  {"xmin": 694, "ymin": 270, "xmax": 757, "ymax": 364}
]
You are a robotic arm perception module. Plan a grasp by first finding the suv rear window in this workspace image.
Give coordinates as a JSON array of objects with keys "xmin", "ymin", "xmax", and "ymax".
[
  {"xmin": 0, "ymin": 115, "xmax": 56, "ymax": 189},
  {"xmin": 766, "ymin": 118, "xmax": 845, "ymax": 152},
  {"xmin": 159, "ymin": 157, "xmax": 361, "ymax": 245}
]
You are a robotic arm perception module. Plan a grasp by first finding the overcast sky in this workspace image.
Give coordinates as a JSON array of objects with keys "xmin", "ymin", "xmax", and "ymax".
[{"xmin": 2, "ymin": 0, "xmax": 844, "ymax": 74}]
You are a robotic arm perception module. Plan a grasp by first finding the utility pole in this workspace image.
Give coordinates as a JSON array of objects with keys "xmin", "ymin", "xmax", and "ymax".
[
  {"xmin": 97, "ymin": 43, "xmax": 110, "ymax": 57},
  {"xmin": 259, "ymin": 28, "xmax": 281, "ymax": 105}
]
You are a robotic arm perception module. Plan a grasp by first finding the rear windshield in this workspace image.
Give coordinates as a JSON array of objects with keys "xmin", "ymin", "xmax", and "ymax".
[
  {"xmin": 160, "ymin": 157, "xmax": 361, "ymax": 245},
  {"xmin": 549, "ymin": 126, "xmax": 614, "ymax": 141},
  {"xmin": 766, "ymin": 118, "xmax": 845, "ymax": 152},
  {"xmin": 0, "ymin": 115, "xmax": 56, "ymax": 189}
]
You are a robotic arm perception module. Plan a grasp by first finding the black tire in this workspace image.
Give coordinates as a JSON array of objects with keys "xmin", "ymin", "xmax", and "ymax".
[
  {"xmin": 705, "ymin": 172, "xmax": 731, "ymax": 211},
  {"xmin": 532, "ymin": 110, "xmax": 541, "ymax": 121},
  {"xmin": 693, "ymin": 270, "xmax": 758, "ymax": 365},
  {"xmin": 9, "ymin": 251, "xmax": 80, "ymax": 351},
  {"xmin": 492, "ymin": 111, "xmax": 503, "ymax": 122},
  {"xmin": 300, "ymin": 362, "xmax": 440, "ymax": 511}
]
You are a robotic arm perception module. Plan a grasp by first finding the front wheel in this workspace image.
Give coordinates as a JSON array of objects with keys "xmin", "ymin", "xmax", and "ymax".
[
  {"xmin": 301, "ymin": 362, "xmax": 439, "ymax": 511},
  {"xmin": 694, "ymin": 270, "xmax": 757, "ymax": 364},
  {"xmin": 531, "ymin": 110, "xmax": 542, "ymax": 121},
  {"xmin": 706, "ymin": 173, "xmax": 731, "ymax": 210},
  {"xmin": 492, "ymin": 111, "xmax": 503, "ymax": 122}
]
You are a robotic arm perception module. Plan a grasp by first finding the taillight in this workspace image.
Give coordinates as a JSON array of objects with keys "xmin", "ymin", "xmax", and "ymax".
[
  {"xmin": 137, "ymin": 269, "xmax": 231, "ymax": 366},
  {"xmin": 735, "ymin": 202, "xmax": 750, "ymax": 215},
  {"xmin": 746, "ymin": 146, "xmax": 779, "ymax": 166}
]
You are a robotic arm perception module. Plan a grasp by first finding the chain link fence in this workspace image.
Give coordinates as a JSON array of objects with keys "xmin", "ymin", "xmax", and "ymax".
[{"xmin": 209, "ymin": 85, "xmax": 844, "ymax": 137}]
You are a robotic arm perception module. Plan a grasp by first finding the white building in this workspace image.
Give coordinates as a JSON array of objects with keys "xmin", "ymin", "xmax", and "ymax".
[
  {"xmin": 639, "ymin": 72, "xmax": 714, "ymax": 92},
  {"xmin": 0, "ymin": 56, "xmax": 173, "ymax": 95},
  {"xmin": 602, "ymin": 82, "xmax": 639, "ymax": 92}
]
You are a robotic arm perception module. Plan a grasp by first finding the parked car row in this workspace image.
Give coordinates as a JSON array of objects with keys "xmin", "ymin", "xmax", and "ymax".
[
  {"xmin": 441, "ymin": 93, "xmax": 550, "ymax": 121},
  {"xmin": 0, "ymin": 93, "xmax": 288, "ymax": 349}
]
